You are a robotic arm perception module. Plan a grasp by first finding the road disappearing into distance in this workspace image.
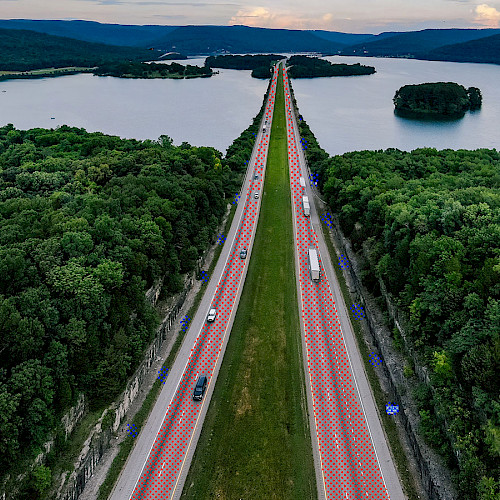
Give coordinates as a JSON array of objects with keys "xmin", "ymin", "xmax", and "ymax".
[
  {"xmin": 110, "ymin": 65, "xmax": 279, "ymax": 500},
  {"xmin": 111, "ymin": 62, "xmax": 404, "ymax": 500},
  {"xmin": 283, "ymin": 63, "xmax": 404, "ymax": 500}
]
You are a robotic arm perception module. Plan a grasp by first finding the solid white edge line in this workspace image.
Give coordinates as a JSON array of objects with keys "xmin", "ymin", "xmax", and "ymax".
[
  {"xmin": 286, "ymin": 75, "xmax": 391, "ymax": 498},
  {"xmin": 127, "ymin": 73, "xmax": 279, "ymax": 500}
]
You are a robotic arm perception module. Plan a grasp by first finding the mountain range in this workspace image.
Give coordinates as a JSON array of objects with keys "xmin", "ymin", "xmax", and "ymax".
[{"xmin": 0, "ymin": 20, "xmax": 499, "ymax": 69}]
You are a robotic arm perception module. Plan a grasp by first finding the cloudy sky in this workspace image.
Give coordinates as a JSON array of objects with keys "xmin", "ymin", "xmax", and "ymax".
[{"xmin": 1, "ymin": 0, "xmax": 500, "ymax": 33}]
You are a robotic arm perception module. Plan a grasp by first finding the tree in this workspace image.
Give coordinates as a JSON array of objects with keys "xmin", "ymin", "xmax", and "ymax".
[
  {"xmin": 432, "ymin": 350, "xmax": 453, "ymax": 382},
  {"xmin": 30, "ymin": 465, "xmax": 52, "ymax": 496}
]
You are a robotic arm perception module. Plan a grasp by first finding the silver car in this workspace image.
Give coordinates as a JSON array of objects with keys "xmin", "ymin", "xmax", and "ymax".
[{"xmin": 207, "ymin": 308, "xmax": 217, "ymax": 322}]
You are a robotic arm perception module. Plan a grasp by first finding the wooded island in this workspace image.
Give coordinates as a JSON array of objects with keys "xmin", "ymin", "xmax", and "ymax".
[
  {"xmin": 93, "ymin": 61, "xmax": 213, "ymax": 79},
  {"xmin": 393, "ymin": 82, "xmax": 482, "ymax": 118},
  {"xmin": 286, "ymin": 55, "xmax": 375, "ymax": 78}
]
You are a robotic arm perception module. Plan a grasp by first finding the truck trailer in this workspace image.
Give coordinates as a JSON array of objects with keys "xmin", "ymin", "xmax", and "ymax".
[
  {"xmin": 299, "ymin": 177, "xmax": 306, "ymax": 190},
  {"xmin": 302, "ymin": 196, "xmax": 310, "ymax": 217},
  {"xmin": 308, "ymin": 248, "xmax": 320, "ymax": 281}
]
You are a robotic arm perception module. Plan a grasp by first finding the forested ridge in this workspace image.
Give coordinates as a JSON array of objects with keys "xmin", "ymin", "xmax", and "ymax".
[
  {"xmin": 296, "ymin": 111, "xmax": 500, "ymax": 498},
  {"xmin": 0, "ymin": 28, "xmax": 160, "ymax": 72},
  {"xmin": 286, "ymin": 55, "xmax": 375, "ymax": 78},
  {"xmin": 0, "ymin": 87, "xmax": 270, "ymax": 496}
]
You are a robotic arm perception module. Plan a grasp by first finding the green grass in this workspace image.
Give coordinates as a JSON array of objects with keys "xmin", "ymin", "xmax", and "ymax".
[
  {"xmin": 181, "ymin": 68, "xmax": 317, "ymax": 500},
  {"xmin": 318, "ymin": 212, "xmax": 420, "ymax": 500},
  {"xmin": 97, "ymin": 203, "xmax": 239, "ymax": 500},
  {"xmin": 0, "ymin": 66, "xmax": 90, "ymax": 75}
]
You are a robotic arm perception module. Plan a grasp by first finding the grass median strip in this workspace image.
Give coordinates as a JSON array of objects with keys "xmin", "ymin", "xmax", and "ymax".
[{"xmin": 181, "ymin": 68, "xmax": 317, "ymax": 500}]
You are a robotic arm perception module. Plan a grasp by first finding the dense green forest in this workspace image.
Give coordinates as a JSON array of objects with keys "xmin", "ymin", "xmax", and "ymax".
[
  {"xmin": 93, "ymin": 61, "xmax": 212, "ymax": 79},
  {"xmin": 0, "ymin": 28, "xmax": 160, "ymax": 72},
  {"xmin": 0, "ymin": 89, "xmax": 270, "ymax": 496},
  {"xmin": 251, "ymin": 65, "xmax": 274, "ymax": 79},
  {"xmin": 393, "ymin": 82, "xmax": 482, "ymax": 118},
  {"xmin": 296, "ymin": 113, "xmax": 500, "ymax": 499},
  {"xmin": 204, "ymin": 54, "xmax": 284, "ymax": 70},
  {"xmin": 287, "ymin": 55, "xmax": 375, "ymax": 78}
]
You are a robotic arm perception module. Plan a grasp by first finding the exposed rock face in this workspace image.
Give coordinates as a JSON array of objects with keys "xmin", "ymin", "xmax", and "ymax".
[
  {"xmin": 62, "ymin": 394, "xmax": 87, "ymax": 439},
  {"xmin": 56, "ymin": 283, "xmax": 190, "ymax": 500},
  {"xmin": 327, "ymin": 214, "xmax": 457, "ymax": 500}
]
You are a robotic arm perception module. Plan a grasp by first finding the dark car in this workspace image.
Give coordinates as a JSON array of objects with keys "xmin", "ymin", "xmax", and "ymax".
[
  {"xmin": 240, "ymin": 248, "xmax": 247, "ymax": 259},
  {"xmin": 193, "ymin": 375, "xmax": 207, "ymax": 401}
]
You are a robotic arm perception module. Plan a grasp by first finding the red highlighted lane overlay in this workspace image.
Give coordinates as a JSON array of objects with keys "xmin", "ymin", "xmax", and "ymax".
[
  {"xmin": 283, "ymin": 67, "xmax": 391, "ymax": 500},
  {"xmin": 130, "ymin": 65, "xmax": 280, "ymax": 500}
]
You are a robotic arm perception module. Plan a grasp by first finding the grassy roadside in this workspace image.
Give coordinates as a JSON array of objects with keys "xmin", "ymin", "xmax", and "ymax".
[
  {"xmin": 317, "ymin": 211, "xmax": 419, "ymax": 500},
  {"xmin": 97, "ymin": 202, "xmax": 238, "ymax": 500},
  {"xmin": 181, "ymin": 68, "xmax": 317, "ymax": 499}
]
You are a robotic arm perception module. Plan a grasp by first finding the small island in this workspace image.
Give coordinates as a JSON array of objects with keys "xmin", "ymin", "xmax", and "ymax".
[
  {"xmin": 393, "ymin": 82, "xmax": 482, "ymax": 118},
  {"xmin": 205, "ymin": 54, "xmax": 284, "ymax": 79},
  {"xmin": 286, "ymin": 55, "xmax": 375, "ymax": 78},
  {"xmin": 93, "ymin": 61, "xmax": 213, "ymax": 79}
]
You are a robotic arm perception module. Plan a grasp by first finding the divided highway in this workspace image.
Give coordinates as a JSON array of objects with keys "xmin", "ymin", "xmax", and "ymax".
[
  {"xmin": 110, "ymin": 64, "xmax": 279, "ymax": 500},
  {"xmin": 283, "ymin": 63, "xmax": 405, "ymax": 500}
]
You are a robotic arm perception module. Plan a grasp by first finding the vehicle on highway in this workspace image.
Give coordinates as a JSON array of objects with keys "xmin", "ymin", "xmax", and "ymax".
[
  {"xmin": 254, "ymin": 174, "xmax": 259, "ymax": 180},
  {"xmin": 207, "ymin": 308, "xmax": 217, "ymax": 322},
  {"xmin": 302, "ymin": 195, "xmax": 310, "ymax": 217},
  {"xmin": 240, "ymin": 248, "xmax": 247, "ymax": 259},
  {"xmin": 308, "ymin": 248, "xmax": 320, "ymax": 281},
  {"xmin": 254, "ymin": 192, "xmax": 259, "ymax": 199},
  {"xmin": 193, "ymin": 375, "xmax": 207, "ymax": 401}
]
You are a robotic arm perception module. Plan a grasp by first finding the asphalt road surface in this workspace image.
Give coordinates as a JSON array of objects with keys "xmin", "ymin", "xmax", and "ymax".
[
  {"xmin": 109, "ymin": 65, "xmax": 280, "ymax": 500},
  {"xmin": 283, "ymin": 64, "xmax": 406, "ymax": 500}
]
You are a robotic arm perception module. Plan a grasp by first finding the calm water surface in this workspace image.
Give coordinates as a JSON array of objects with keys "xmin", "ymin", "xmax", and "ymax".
[
  {"xmin": 1, "ymin": 56, "xmax": 500, "ymax": 155},
  {"xmin": 0, "ymin": 65, "xmax": 267, "ymax": 153},
  {"xmin": 293, "ymin": 56, "xmax": 500, "ymax": 155}
]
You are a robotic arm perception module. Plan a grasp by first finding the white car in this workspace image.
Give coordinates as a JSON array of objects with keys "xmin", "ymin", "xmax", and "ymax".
[
  {"xmin": 254, "ymin": 192, "xmax": 259, "ymax": 199},
  {"xmin": 207, "ymin": 308, "xmax": 217, "ymax": 322}
]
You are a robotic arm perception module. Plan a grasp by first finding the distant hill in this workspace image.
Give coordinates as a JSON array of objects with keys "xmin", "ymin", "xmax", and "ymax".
[
  {"xmin": 424, "ymin": 33, "xmax": 500, "ymax": 65},
  {"xmin": 0, "ymin": 19, "xmax": 176, "ymax": 47},
  {"xmin": 2, "ymin": 20, "xmax": 500, "ymax": 64},
  {"xmin": 341, "ymin": 28, "xmax": 500, "ymax": 57},
  {"xmin": 0, "ymin": 20, "xmax": 356, "ymax": 53},
  {"xmin": 0, "ymin": 28, "xmax": 161, "ymax": 71},
  {"xmin": 307, "ymin": 30, "xmax": 372, "ymax": 47},
  {"xmin": 145, "ymin": 25, "xmax": 343, "ymax": 54}
]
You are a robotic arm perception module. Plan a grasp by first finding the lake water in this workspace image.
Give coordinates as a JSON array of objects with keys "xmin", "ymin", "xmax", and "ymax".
[
  {"xmin": 0, "ymin": 63, "xmax": 267, "ymax": 153},
  {"xmin": 1, "ymin": 55, "xmax": 500, "ymax": 155},
  {"xmin": 292, "ymin": 56, "xmax": 500, "ymax": 155}
]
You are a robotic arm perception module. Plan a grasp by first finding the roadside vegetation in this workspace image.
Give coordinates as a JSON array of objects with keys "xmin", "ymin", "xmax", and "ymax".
[
  {"xmin": 393, "ymin": 82, "xmax": 482, "ymax": 118},
  {"xmin": 287, "ymin": 55, "xmax": 375, "ymax": 78},
  {"xmin": 181, "ymin": 68, "xmax": 318, "ymax": 499},
  {"xmin": 293, "ymin": 91, "xmax": 500, "ymax": 498}
]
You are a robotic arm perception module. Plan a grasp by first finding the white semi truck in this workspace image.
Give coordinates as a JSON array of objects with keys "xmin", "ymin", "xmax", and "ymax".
[
  {"xmin": 302, "ymin": 195, "xmax": 310, "ymax": 217},
  {"xmin": 308, "ymin": 248, "xmax": 320, "ymax": 281},
  {"xmin": 299, "ymin": 177, "xmax": 306, "ymax": 191}
]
